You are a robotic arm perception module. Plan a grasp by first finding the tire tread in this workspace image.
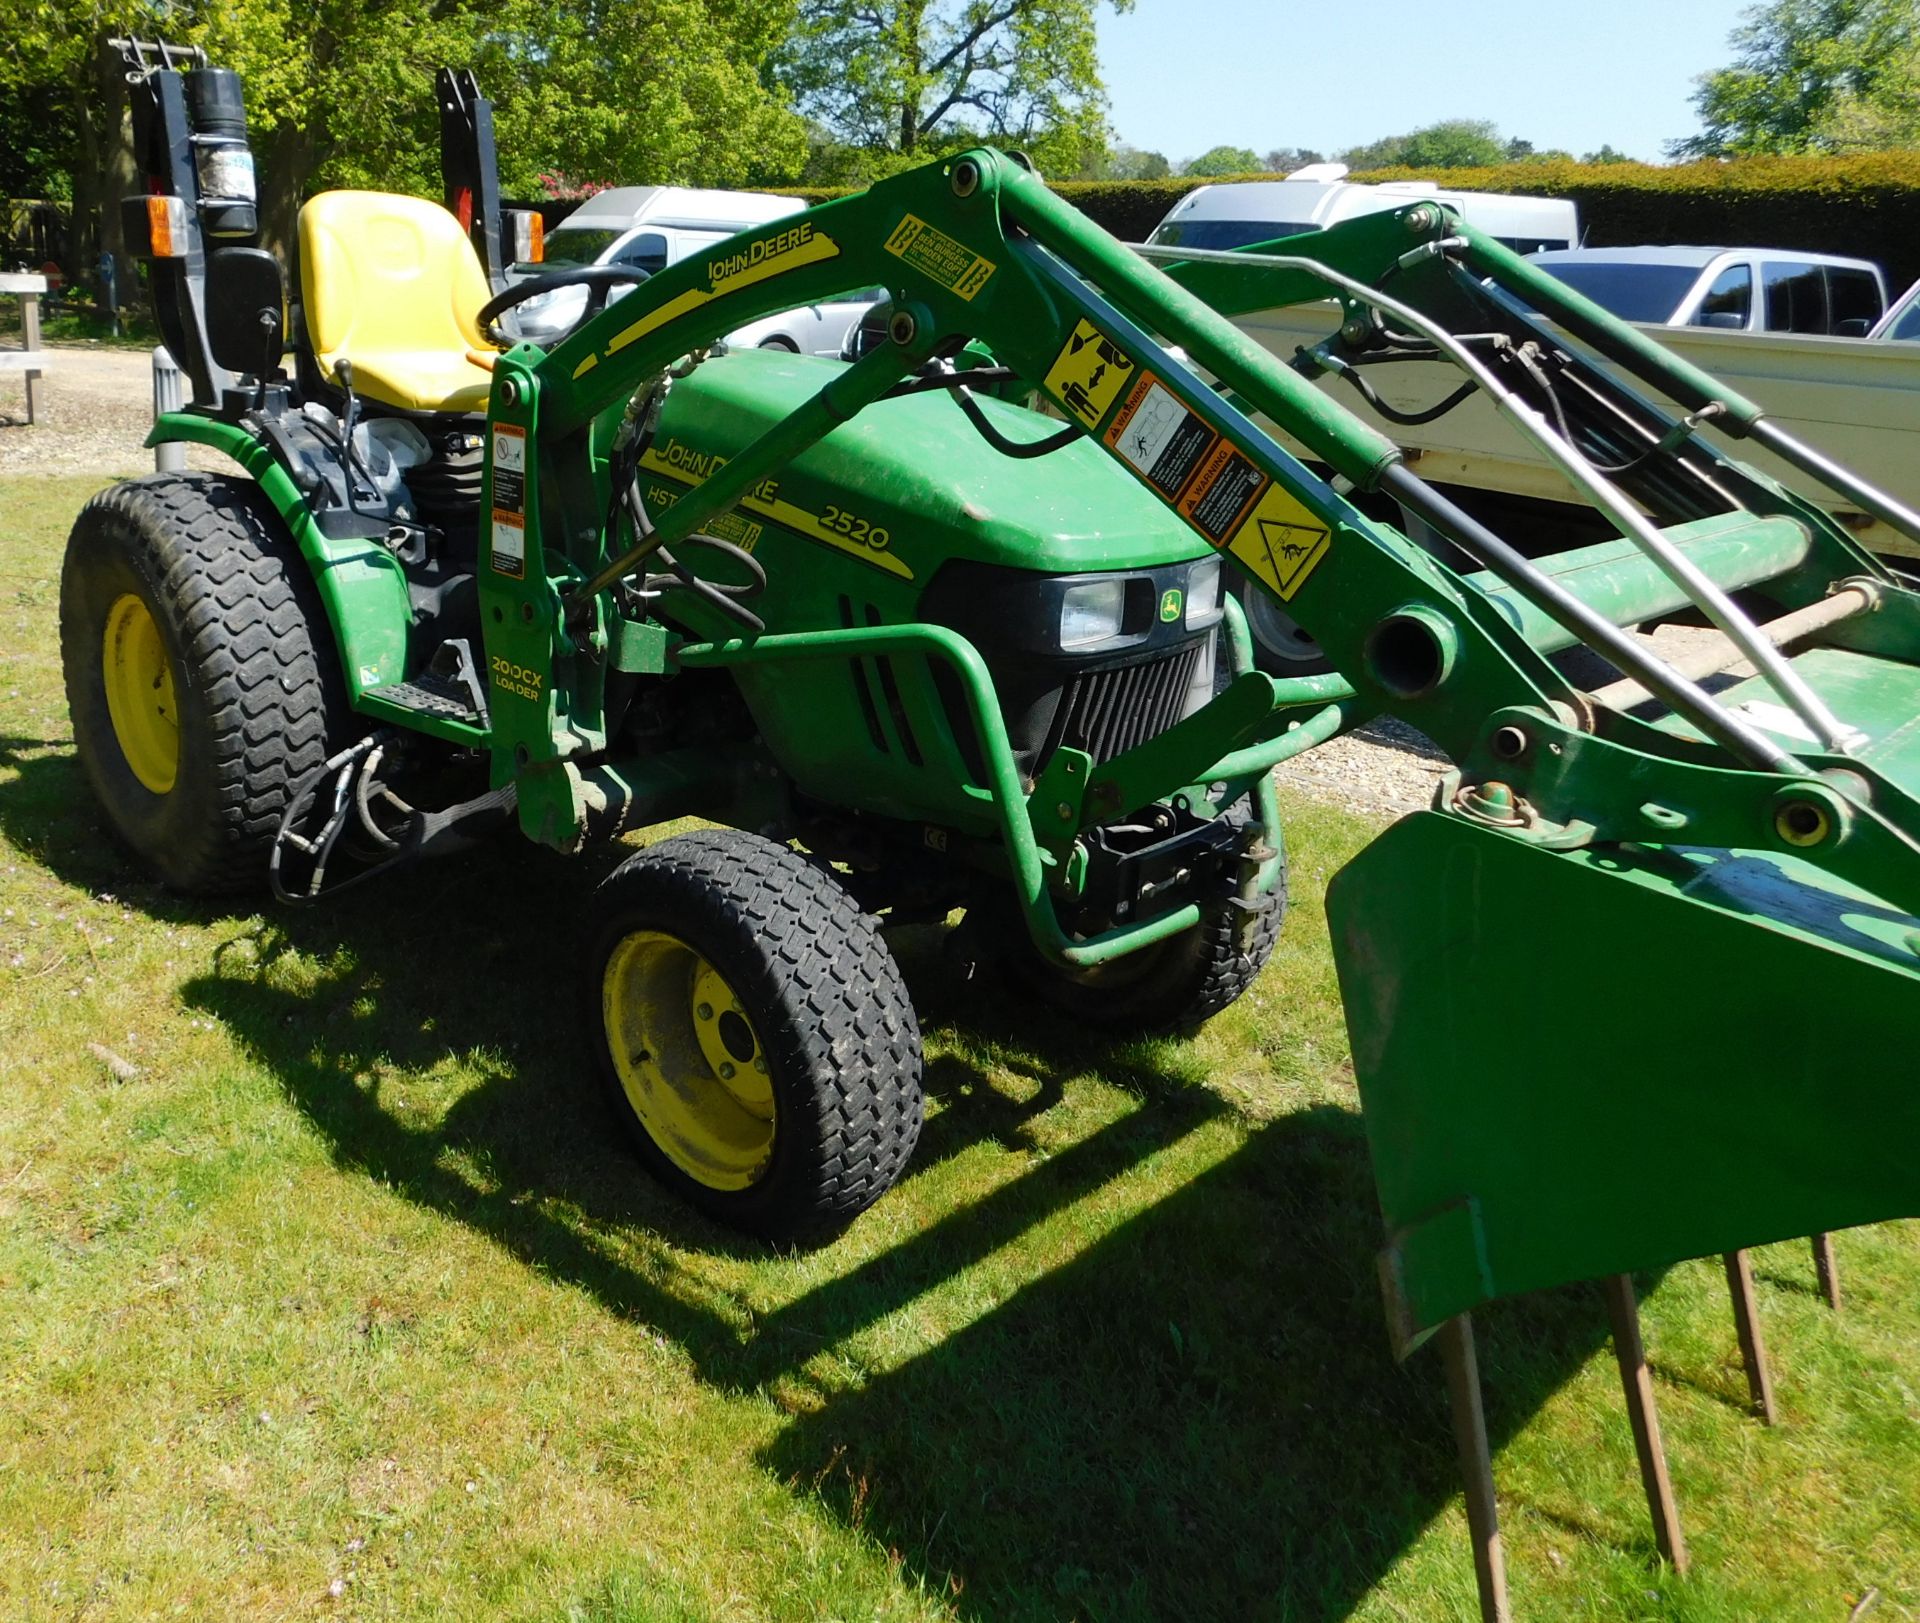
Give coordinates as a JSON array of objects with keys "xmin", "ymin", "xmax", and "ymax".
[
  {"xmin": 591, "ymin": 830, "xmax": 923, "ymax": 1235},
  {"xmin": 61, "ymin": 472, "xmax": 344, "ymax": 893}
]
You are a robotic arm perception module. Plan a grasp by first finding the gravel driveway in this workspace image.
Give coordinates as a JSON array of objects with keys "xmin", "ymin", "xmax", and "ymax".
[
  {"xmin": 0, "ymin": 343, "xmax": 222, "ymax": 477},
  {"xmin": 1273, "ymin": 715, "xmax": 1451, "ymax": 821}
]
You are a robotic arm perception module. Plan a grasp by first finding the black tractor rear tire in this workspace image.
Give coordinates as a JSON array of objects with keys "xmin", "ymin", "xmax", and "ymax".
[
  {"xmin": 60, "ymin": 473, "xmax": 347, "ymax": 895},
  {"xmin": 586, "ymin": 829, "xmax": 924, "ymax": 1240},
  {"xmin": 992, "ymin": 805, "xmax": 1287, "ymax": 1035}
]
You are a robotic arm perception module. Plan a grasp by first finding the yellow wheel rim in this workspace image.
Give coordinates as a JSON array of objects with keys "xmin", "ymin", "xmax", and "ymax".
[
  {"xmin": 601, "ymin": 931, "xmax": 775, "ymax": 1191},
  {"xmin": 101, "ymin": 593, "xmax": 179, "ymax": 794}
]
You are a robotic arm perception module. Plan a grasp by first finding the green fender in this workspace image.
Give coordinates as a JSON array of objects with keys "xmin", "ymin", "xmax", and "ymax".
[{"xmin": 147, "ymin": 412, "xmax": 413, "ymax": 702}]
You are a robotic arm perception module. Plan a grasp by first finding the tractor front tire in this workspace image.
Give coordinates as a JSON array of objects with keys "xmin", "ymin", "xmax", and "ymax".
[
  {"xmin": 60, "ymin": 473, "xmax": 346, "ymax": 895},
  {"xmin": 587, "ymin": 830, "xmax": 924, "ymax": 1240},
  {"xmin": 994, "ymin": 807, "xmax": 1287, "ymax": 1035}
]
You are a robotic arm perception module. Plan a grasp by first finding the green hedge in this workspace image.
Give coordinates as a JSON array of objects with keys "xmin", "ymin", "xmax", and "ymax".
[{"xmin": 777, "ymin": 154, "xmax": 1920, "ymax": 296}]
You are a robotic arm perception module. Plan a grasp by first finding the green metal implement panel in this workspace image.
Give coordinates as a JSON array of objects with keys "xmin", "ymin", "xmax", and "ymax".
[
  {"xmin": 1329, "ymin": 810, "xmax": 1920, "ymax": 1348},
  {"xmin": 646, "ymin": 349, "xmax": 1213, "ymax": 576},
  {"xmin": 1652, "ymin": 644, "xmax": 1920, "ymax": 771}
]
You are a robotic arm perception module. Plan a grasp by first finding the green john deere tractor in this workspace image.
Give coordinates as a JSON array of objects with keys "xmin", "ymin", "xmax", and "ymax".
[
  {"xmin": 67, "ymin": 44, "xmax": 1920, "ymax": 1613},
  {"xmin": 73, "ymin": 48, "xmax": 1287, "ymax": 1236}
]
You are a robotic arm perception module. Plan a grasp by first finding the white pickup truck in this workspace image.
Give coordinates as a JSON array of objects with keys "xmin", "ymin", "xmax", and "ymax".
[
  {"xmin": 1178, "ymin": 269, "xmax": 1920, "ymax": 678},
  {"xmin": 1522, "ymin": 246, "xmax": 1888, "ymax": 336},
  {"xmin": 1221, "ymin": 256, "xmax": 1920, "ymax": 561}
]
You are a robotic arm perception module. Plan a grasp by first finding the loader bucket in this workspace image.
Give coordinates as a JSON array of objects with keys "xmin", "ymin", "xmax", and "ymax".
[{"xmin": 1330, "ymin": 804, "xmax": 1920, "ymax": 1354}]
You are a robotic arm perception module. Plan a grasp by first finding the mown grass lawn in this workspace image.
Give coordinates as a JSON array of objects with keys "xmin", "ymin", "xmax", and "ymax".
[{"xmin": 2, "ymin": 471, "xmax": 1917, "ymax": 1622}]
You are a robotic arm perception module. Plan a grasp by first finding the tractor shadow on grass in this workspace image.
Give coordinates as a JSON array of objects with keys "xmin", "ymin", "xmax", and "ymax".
[
  {"xmin": 170, "ymin": 880, "xmax": 1630, "ymax": 1622},
  {"xmin": 0, "ymin": 734, "xmax": 265, "ymax": 929},
  {"xmin": 752, "ymin": 1112, "xmax": 1629, "ymax": 1622},
  {"xmin": 1, "ymin": 747, "xmax": 1635, "ymax": 1619}
]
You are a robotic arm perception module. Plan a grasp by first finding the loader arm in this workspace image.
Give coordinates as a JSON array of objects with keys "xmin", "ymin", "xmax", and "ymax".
[{"xmin": 487, "ymin": 148, "xmax": 1920, "ymax": 1346}]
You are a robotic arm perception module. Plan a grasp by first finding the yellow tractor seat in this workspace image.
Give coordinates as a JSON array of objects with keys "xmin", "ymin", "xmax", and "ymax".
[{"xmin": 298, "ymin": 190, "xmax": 499, "ymax": 414}]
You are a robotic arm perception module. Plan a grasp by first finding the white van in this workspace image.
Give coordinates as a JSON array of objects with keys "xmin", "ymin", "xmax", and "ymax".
[
  {"xmin": 507, "ymin": 185, "xmax": 880, "ymax": 351},
  {"xmin": 1145, "ymin": 164, "xmax": 1578, "ymax": 256}
]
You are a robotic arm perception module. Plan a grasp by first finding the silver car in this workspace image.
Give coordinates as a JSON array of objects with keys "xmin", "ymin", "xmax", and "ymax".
[{"xmin": 504, "ymin": 186, "xmax": 879, "ymax": 353}]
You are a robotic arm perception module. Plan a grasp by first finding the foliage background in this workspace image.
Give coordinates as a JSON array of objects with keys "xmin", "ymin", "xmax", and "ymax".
[
  {"xmin": 10, "ymin": 0, "xmax": 1920, "ymax": 298},
  {"xmin": 839, "ymin": 153, "xmax": 1920, "ymax": 295},
  {"xmin": 0, "ymin": 0, "xmax": 1120, "ymax": 270}
]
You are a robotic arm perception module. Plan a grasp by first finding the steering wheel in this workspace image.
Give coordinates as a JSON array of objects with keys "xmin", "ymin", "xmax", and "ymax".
[{"xmin": 477, "ymin": 264, "xmax": 652, "ymax": 347}]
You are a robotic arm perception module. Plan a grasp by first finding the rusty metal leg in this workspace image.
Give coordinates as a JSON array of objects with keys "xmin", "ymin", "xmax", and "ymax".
[
  {"xmin": 1601, "ymin": 1273, "xmax": 1690, "ymax": 1573},
  {"xmin": 1811, "ymin": 1233, "xmax": 1842, "ymax": 1312},
  {"xmin": 1722, "ymin": 1251, "xmax": 1777, "ymax": 1424},
  {"xmin": 1437, "ymin": 1313, "xmax": 1512, "ymax": 1623}
]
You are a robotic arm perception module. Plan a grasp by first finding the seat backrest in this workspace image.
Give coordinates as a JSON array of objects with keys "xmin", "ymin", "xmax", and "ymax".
[{"xmin": 299, "ymin": 191, "xmax": 491, "ymax": 372}]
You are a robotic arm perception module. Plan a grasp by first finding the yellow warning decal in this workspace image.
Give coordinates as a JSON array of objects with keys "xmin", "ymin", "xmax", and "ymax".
[
  {"xmin": 1072, "ymin": 354, "xmax": 1332, "ymax": 598},
  {"xmin": 605, "ymin": 222, "xmax": 842, "ymax": 356},
  {"xmin": 883, "ymin": 215, "xmax": 997, "ymax": 301},
  {"xmin": 638, "ymin": 441, "xmax": 912, "ymax": 581},
  {"xmin": 1224, "ymin": 483, "xmax": 1332, "ymax": 602},
  {"xmin": 1045, "ymin": 320, "xmax": 1137, "ymax": 429},
  {"xmin": 646, "ymin": 485, "xmax": 764, "ymax": 552}
]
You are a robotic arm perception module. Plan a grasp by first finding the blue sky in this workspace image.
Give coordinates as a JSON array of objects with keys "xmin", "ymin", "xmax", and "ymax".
[{"xmin": 1101, "ymin": 0, "xmax": 1754, "ymax": 165}]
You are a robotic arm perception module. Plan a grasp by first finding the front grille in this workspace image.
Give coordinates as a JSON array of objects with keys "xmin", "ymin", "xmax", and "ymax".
[
  {"xmin": 840, "ymin": 597, "xmax": 923, "ymax": 764},
  {"xmin": 1052, "ymin": 643, "xmax": 1203, "ymax": 767}
]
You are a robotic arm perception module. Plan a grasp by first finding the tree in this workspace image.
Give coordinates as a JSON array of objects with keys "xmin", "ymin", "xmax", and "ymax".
[
  {"xmin": 4, "ymin": 0, "xmax": 810, "ymax": 271},
  {"xmin": 1818, "ymin": 53, "xmax": 1920, "ymax": 145},
  {"xmin": 189, "ymin": 0, "xmax": 499, "ymax": 249},
  {"xmin": 0, "ymin": 9, "xmax": 157, "ymax": 285},
  {"xmin": 1581, "ymin": 144, "xmax": 1635, "ymax": 164},
  {"xmin": 1340, "ymin": 119, "xmax": 1508, "ymax": 171},
  {"xmin": 194, "ymin": 0, "xmax": 807, "ymax": 248},
  {"xmin": 1182, "ymin": 144, "xmax": 1262, "ymax": 176},
  {"xmin": 1108, "ymin": 142, "xmax": 1171, "ymax": 179},
  {"xmin": 0, "ymin": 64, "xmax": 78, "ymax": 202},
  {"xmin": 485, "ymin": 1, "xmax": 807, "ymax": 192},
  {"xmin": 1670, "ymin": 0, "xmax": 1920, "ymax": 156},
  {"xmin": 1263, "ymin": 146, "xmax": 1323, "ymax": 173},
  {"xmin": 771, "ymin": 0, "xmax": 1130, "ymax": 181}
]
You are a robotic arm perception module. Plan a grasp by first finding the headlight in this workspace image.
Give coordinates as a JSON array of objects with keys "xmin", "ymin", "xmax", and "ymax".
[
  {"xmin": 1185, "ymin": 556, "xmax": 1223, "ymax": 626},
  {"xmin": 1059, "ymin": 578, "xmax": 1126, "ymax": 649}
]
